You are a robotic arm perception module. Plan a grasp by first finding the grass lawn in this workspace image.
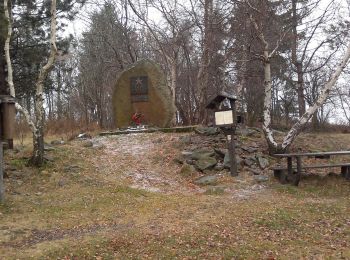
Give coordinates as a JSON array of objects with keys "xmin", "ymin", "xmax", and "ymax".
[{"xmin": 0, "ymin": 132, "xmax": 349, "ymax": 259}]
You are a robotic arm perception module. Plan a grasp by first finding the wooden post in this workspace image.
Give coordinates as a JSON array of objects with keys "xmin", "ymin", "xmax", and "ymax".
[
  {"xmin": 343, "ymin": 166, "xmax": 350, "ymax": 180},
  {"xmin": 227, "ymin": 133, "xmax": 237, "ymax": 176},
  {"xmin": 230, "ymin": 99, "xmax": 237, "ymax": 176},
  {"xmin": 0, "ymin": 141, "xmax": 4, "ymax": 202},
  {"xmin": 294, "ymin": 156, "xmax": 302, "ymax": 186},
  {"xmin": 287, "ymin": 157, "xmax": 293, "ymax": 183}
]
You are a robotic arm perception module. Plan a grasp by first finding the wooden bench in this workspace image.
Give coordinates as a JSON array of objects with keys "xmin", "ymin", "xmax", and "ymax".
[{"xmin": 273, "ymin": 151, "xmax": 350, "ymax": 186}]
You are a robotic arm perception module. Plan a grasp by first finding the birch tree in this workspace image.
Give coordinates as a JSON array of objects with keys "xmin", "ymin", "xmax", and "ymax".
[
  {"xmin": 4, "ymin": 0, "xmax": 57, "ymax": 166},
  {"xmin": 246, "ymin": 0, "xmax": 350, "ymax": 153}
]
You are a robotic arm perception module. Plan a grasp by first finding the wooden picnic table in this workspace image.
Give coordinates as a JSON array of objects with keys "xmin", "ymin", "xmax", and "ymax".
[{"xmin": 273, "ymin": 151, "xmax": 350, "ymax": 186}]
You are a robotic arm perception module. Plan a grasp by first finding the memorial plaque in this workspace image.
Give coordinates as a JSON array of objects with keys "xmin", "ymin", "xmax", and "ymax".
[
  {"xmin": 113, "ymin": 59, "xmax": 176, "ymax": 128},
  {"xmin": 130, "ymin": 76, "xmax": 148, "ymax": 102}
]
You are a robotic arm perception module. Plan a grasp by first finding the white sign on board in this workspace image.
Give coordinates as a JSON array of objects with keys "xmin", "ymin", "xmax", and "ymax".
[{"xmin": 215, "ymin": 111, "xmax": 233, "ymax": 126}]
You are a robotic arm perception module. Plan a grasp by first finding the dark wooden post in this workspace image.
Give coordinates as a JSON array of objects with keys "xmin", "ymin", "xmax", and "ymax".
[
  {"xmin": 229, "ymin": 99, "xmax": 237, "ymax": 176},
  {"xmin": 295, "ymin": 156, "xmax": 302, "ymax": 186},
  {"xmin": 205, "ymin": 91, "xmax": 240, "ymax": 177},
  {"xmin": 227, "ymin": 133, "xmax": 237, "ymax": 176},
  {"xmin": 0, "ymin": 139, "xmax": 3, "ymax": 202},
  {"xmin": 287, "ymin": 157, "xmax": 293, "ymax": 183},
  {"xmin": 341, "ymin": 166, "xmax": 350, "ymax": 180}
]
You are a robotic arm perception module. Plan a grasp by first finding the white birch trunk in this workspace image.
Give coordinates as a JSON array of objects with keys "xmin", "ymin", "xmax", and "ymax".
[
  {"xmin": 31, "ymin": 0, "xmax": 57, "ymax": 166},
  {"xmin": 281, "ymin": 42, "xmax": 350, "ymax": 150},
  {"xmin": 248, "ymin": 1, "xmax": 350, "ymax": 154},
  {"xmin": 4, "ymin": 0, "xmax": 36, "ymax": 132},
  {"xmin": 4, "ymin": 0, "xmax": 14, "ymax": 97},
  {"xmin": 15, "ymin": 103, "xmax": 36, "ymax": 132},
  {"xmin": 262, "ymin": 50, "xmax": 279, "ymax": 152}
]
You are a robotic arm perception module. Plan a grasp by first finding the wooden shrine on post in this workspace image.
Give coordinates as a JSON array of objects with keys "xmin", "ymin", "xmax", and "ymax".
[
  {"xmin": 0, "ymin": 95, "xmax": 15, "ymax": 202},
  {"xmin": 0, "ymin": 95, "xmax": 16, "ymax": 149},
  {"xmin": 206, "ymin": 91, "xmax": 240, "ymax": 176}
]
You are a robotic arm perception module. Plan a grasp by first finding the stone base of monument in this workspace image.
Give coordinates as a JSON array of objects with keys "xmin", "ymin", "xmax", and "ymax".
[{"xmin": 99, "ymin": 126, "xmax": 197, "ymax": 136}]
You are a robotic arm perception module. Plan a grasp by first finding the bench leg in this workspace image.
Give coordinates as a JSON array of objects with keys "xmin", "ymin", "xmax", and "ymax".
[
  {"xmin": 341, "ymin": 166, "xmax": 347, "ymax": 178},
  {"xmin": 293, "ymin": 156, "xmax": 302, "ymax": 186},
  {"xmin": 274, "ymin": 169, "xmax": 288, "ymax": 184},
  {"xmin": 341, "ymin": 166, "xmax": 350, "ymax": 180},
  {"xmin": 286, "ymin": 157, "xmax": 293, "ymax": 184},
  {"xmin": 286, "ymin": 157, "xmax": 301, "ymax": 186}
]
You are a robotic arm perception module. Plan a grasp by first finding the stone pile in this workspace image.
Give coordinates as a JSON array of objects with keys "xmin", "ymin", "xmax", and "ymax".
[{"xmin": 175, "ymin": 126, "xmax": 271, "ymax": 182}]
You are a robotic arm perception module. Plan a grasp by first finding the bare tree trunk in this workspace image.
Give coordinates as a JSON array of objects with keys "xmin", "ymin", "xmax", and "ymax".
[
  {"xmin": 236, "ymin": 45, "xmax": 247, "ymax": 113},
  {"xmin": 296, "ymin": 63, "xmax": 305, "ymax": 117},
  {"xmin": 197, "ymin": 0, "xmax": 213, "ymax": 124},
  {"xmin": 170, "ymin": 58, "xmax": 177, "ymax": 105},
  {"xmin": 281, "ymin": 42, "xmax": 350, "ymax": 150},
  {"xmin": 31, "ymin": 0, "xmax": 57, "ymax": 166},
  {"xmin": 56, "ymin": 66, "xmax": 62, "ymax": 119},
  {"xmin": 292, "ymin": 0, "xmax": 306, "ymax": 117},
  {"xmin": 169, "ymin": 57, "xmax": 178, "ymax": 124}
]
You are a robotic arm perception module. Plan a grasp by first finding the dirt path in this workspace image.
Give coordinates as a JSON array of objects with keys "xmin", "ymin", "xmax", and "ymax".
[
  {"xmin": 92, "ymin": 134, "xmax": 206, "ymax": 194},
  {"xmin": 90, "ymin": 133, "xmax": 269, "ymax": 199}
]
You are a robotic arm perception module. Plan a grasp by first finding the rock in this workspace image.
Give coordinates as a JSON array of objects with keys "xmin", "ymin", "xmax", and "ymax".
[
  {"xmin": 179, "ymin": 136, "xmax": 192, "ymax": 144},
  {"xmin": 77, "ymin": 133, "xmax": 92, "ymax": 139},
  {"xmin": 214, "ymin": 163, "xmax": 225, "ymax": 171},
  {"xmin": 58, "ymin": 179, "xmax": 66, "ymax": 187},
  {"xmin": 257, "ymin": 156, "xmax": 269, "ymax": 169},
  {"xmin": 180, "ymin": 163, "xmax": 196, "ymax": 177},
  {"xmin": 214, "ymin": 148, "xmax": 228, "ymax": 158},
  {"xmin": 43, "ymin": 155, "xmax": 54, "ymax": 162},
  {"xmin": 51, "ymin": 140, "xmax": 65, "ymax": 145},
  {"xmin": 238, "ymin": 128, "xmax": 261, "ymax": 137},
  {"xmin": 241, "ymin": 146, "xmax": 259, "ymax": 153},
  {"xmin": 113, "ymin": 59, "xmax": 176, "ymax": 128},
  {"xmin": 186, "ymin": 159, "xmax": 196, "ymax": 165},
  {"xmin": 249, "ymin": 168, "xmax": 261, "ymax": 175},
  {"xmin": 173, "ymin": 156, "xmax": 185, "ymax": 165},
  {"xmin": 191, "ymin": 148, "xmax": 215, "ymax": 160},
  {"xmin": 195, "ymin": 157, "xmax": 217, "ymax": 171},
  {"xmin": 44, "ymin": 144, "xmax": 55, "ymax": 151},
  {"xmin": 82, "ymin": 141, "xmax": 94, "ymax": 148},
  {"xmin": 195, "ymin": 126, "xmax": 220, "ymax": 136},
  {"xmin": 92, "ymin": 143, "xmax": 106, "ymax": 150},
  {"xmin": 181, "ymin": 150, "xmax": 193, "ymax": 158},
  {"xmin": 254, "ymin": 175, "xmax": 269, "ymax": 183},
  {"xmin": 194, "ymin": 175, "xmax": 218, "ymax": 186},
  {"xmin": 224, "ymin": 153, "xmax": 243, "ymax": 170},
  {"xmin": 174, "ymin": 151, "xmax": 193, "ymax": 164},
  {"xmin": 205, "ymin": 186, "xmax": 226, "ymax": 195},
  {"xmin": 243, "ymin": 158, "xmax": 255, "ymax": 167}
]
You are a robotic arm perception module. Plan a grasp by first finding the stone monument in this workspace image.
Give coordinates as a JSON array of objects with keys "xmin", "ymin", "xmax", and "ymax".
[{"xmin": 113, "ymin": 59, "xmax": 176, "ymax": 128}]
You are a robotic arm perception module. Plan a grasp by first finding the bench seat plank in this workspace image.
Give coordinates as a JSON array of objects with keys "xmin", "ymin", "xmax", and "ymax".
[
  {"xmin": 272, "ymin": 163, "xmax": 350, "ymax": 171},
  {"xmin": 274, "ymin": 151, "xmax": 350, "ymax": 158}
]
